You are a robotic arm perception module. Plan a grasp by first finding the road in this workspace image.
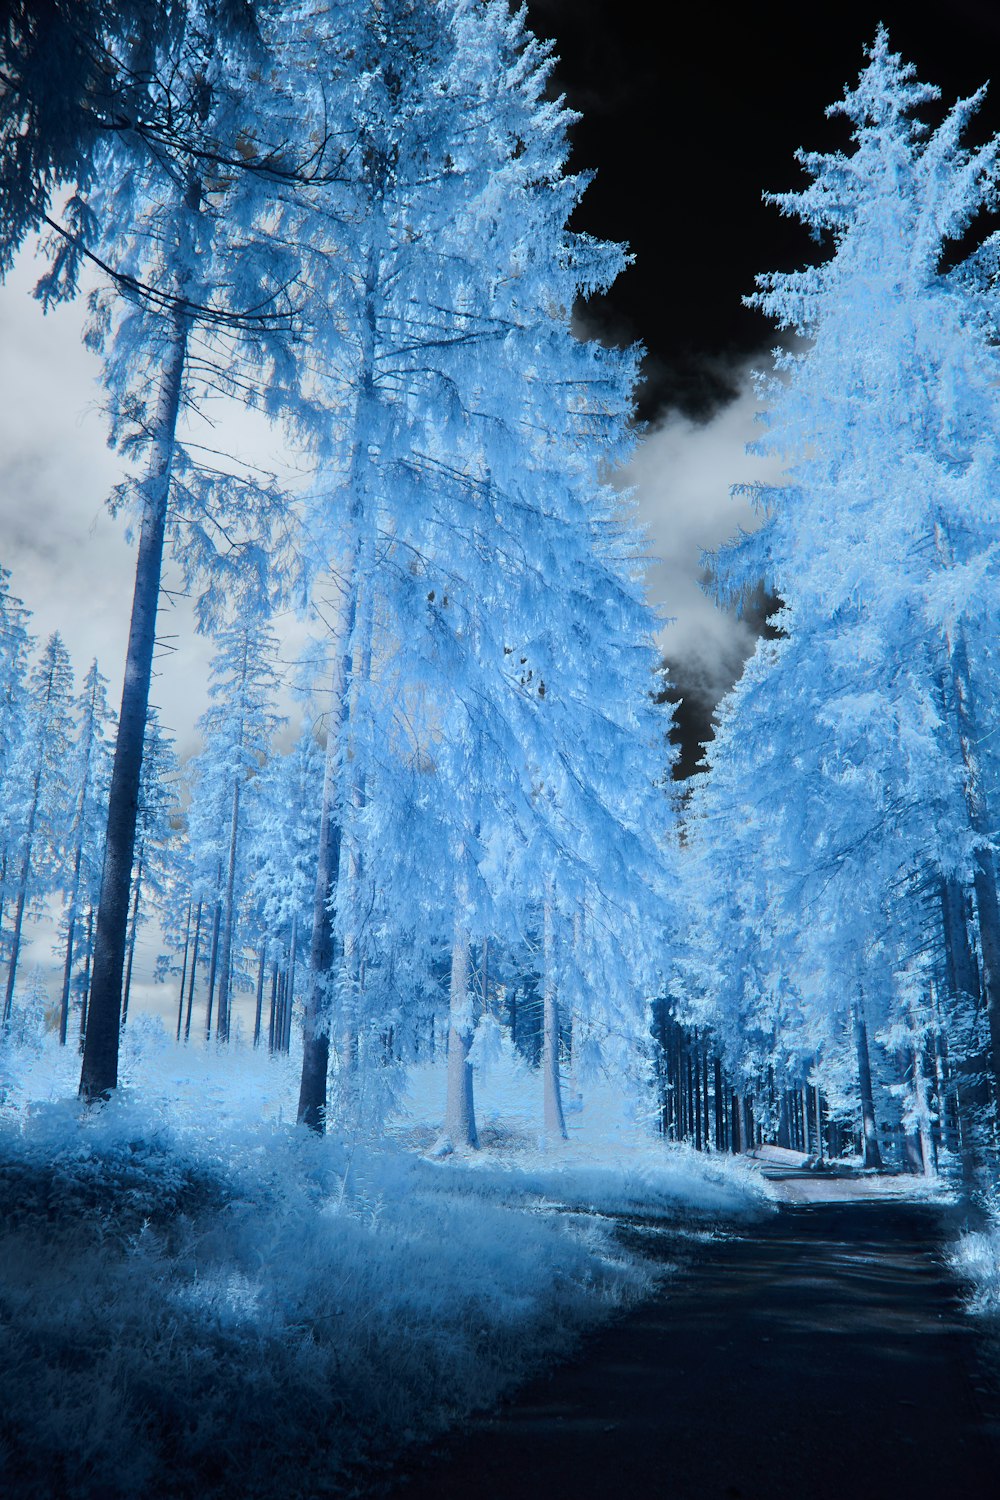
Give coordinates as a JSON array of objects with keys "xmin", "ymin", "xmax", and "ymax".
[{"xmin": 379, "ymin": 1172, "xmax": 1000, "ymax": 1500}]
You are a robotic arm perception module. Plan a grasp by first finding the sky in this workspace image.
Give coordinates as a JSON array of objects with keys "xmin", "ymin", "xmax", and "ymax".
[{"xmin": 3, "ymin": 3, "xmax": 1000, "ymax": 1007}]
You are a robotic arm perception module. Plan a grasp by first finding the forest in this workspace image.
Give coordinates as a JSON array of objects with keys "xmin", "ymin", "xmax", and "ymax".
[{"xmin": 2, "ymin": 4, "xmax": 1000, "ymax": 1498}]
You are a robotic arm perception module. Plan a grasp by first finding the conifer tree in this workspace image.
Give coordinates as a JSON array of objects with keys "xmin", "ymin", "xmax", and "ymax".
[
  {"xmin": 2, "ymin": 633, "xmax": 75, "ymax": 1023},
  {"xmin": 76, "ymin": 4, "xmax": 306, "ymax": 1098},
  {"xmin": 701, "ymin": 28, "xmax": 1000, "ymax": 1143},
  {"xmin": 56, "ymin": 659, "xmax": 114, "ymax": 1044}
]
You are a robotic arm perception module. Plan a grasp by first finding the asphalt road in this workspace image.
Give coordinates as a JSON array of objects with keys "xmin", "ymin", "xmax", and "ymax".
[{"xmin": 378, "ymin": 1177, "xmax": 1000, "ymax": 1500}]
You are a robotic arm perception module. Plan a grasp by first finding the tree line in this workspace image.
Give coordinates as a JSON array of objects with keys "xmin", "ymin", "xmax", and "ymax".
[
  {"xmin": 0, "ymin": 0, "xmax": 671, "ymax": 1145},
  {"xmin": 5, "ymin": 11, "xmax": 1000, "ymax": 1178}
]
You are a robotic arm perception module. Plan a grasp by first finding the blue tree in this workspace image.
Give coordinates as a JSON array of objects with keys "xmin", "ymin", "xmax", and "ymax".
[{"xmin": 2, "ymin": 633, "xmax": 75, "ymax": 1024}]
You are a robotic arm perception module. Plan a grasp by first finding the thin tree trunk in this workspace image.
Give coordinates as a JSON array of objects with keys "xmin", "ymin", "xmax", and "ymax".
[
  {"xmin": 175, "ymin": 898, "xmax": 192, "ymax": 1042},
  {"xmin": 283, "ymin": 914, "xmax": 297, "ymax": 1053},
  {"xmin": 267, "ymin": 958, "xmax": 278, "ymax": 1052},
  {"xmin": 253, "ymin": 940, "xmax": 266, "ymax": 1048},
  {"xmin": 814, "ymin": 1084, "xmax": 824, "ymax": 1161},
  {"xmin": 204, "ymin": 897, "xmax": 222, "ymax": 1041},
  {"xmin": 215, "ymin": 777, "xmax": 241, "ymax": 1043},
  {"xmin": 59, "ymin": 906, "xmax": 78, "ymax": 1047},
  {"xmin": 120, "ymin": 850, "xmax": 143, "ymax": 1029},
  {"xmin": 915, "ymin": 1048, "xmax": 936, "ymax": 1177},
  {"xmin": 440, "ymin": 897, "xmax": 478, "ymax": 1151},
  {"xmin": 853, "ymin": 1002, "xmax": 884, "ymax": 1169},
  {"xmin": 78, "ymin": 906, "xmax": 94, "ymax": 1053},
  {"xmin": 693, "ymin": 1034, "xmax": 702, "ymax": 1151},
  {"xmin": 184, "ymin": 898, "xmax": 202, "ymax": 1041},
  {"xmin": 542, "ymin": 891, "xmax": 567, "ymax": 1141},
  {"xmin": 80, "ymin": 308, "xmax": 188, "ymax": 1100}
]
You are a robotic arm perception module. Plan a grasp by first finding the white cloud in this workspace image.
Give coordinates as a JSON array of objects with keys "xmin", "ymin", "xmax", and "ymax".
[{"xmin": 621, "ymin": 368, "xmax": 784, "ymax": 701}]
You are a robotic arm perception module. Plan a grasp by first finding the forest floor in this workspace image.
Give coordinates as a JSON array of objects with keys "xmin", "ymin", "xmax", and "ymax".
[{"xmin": 378, "ymin": 1161, "xmax": 1000, "ymax": 1500}]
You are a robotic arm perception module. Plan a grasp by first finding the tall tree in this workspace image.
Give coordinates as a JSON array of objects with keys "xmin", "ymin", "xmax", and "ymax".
[
  {"xmin": 76, "ymin": 2, "xmax": 304, "ymax": 1098},
  {"xmin": 697, "ymin": 28, "xmax": 1000, "ymax": 1155}
]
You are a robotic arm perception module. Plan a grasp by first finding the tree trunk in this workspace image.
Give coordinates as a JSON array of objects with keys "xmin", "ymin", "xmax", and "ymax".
[
  {"xmin": 203, "ymin": 897, "xmax": 222, "ymax": 1040},
  {"xmin": 215, "ymin": 778, "xmax": 241, "ymax": 1043},
  {"xmin": 542, "ymin": 892, "xmax": 567, "ymax": 1141},
  {"xmin": 298, "ymin": 693, "xmax": 343, "ymax": 1129},
  {"xmin": 78, "ymin": 906, "xmax": 94, "ymax": 1052},
  {"xmin": 853, "ymin": 1003, "xmax": 884, "ymax": 1169},
  {"xmin": 183, "ymin": 897, "xmax": 202, "ymax": 1041},
  {"xmin": 120, "ymin": 849, "xmax": 143, "ymax": 1029},
  {"xmin": 814, "ymin": 1084, "xmax": 824, "ymax": 1161},
  {"xmin": 693, "ymin": 1034, "xmax": 702, "ymax": 1151},
  {"xmin": 283, "ymin": 914, "xmax": 297, "ymax": 1053},
  {"xmin": 440, "ymin": 901, "xmax": 477, "ymax": 1151},
  {"xmin": 59, "ymin": 843, "xmax": 86, "ymax": 1046},
  {"xmin": 175, "ymin": 899, "xmax": 192, "ymax": 1042},
  {"xmin": 59, "ymin": 906, "xmax": 77, "ymax": 1046},
  {"xmin": 80, "ymin": 310, "xmax": 187, "ymax": 1100},
  {"xmin": 267, "ymin": 958, "xmax": 279, "ymax": 1051},
  {"xmin": 253, "ymin": 940, "xmax": 266, "ymax": 1048}
]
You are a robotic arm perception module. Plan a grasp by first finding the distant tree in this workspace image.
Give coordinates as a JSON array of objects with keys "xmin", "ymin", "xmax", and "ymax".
[
  {"xmin": 0, "ymin": 571, "xmax": 33, "ymax": 958},
  {"xmin": 2, "ymin": 633, "xmax": 75, "ymax": 1023},
  {"xmin": 55, "ymin": 659, "xmax": 114, "ymax": 1044},
  {"xmin": 185, "ymin": 618, "xmax": 284, "ymax": 1041},
  {"xmin": 248, "ymin": 720, "xmax": 323, "ymax": 1047},
  {"xmin": 120, "ymin": 707, "xmax": 181, "ymax": 1027}
]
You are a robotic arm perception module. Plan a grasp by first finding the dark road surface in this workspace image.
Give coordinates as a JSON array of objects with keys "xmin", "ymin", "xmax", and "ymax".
[{"xmin": 379, "ymin": 1178, "xmax": 1000, "ymax": 1500}]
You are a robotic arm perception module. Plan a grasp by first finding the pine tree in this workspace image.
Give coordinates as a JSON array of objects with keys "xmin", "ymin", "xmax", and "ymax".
[
  {"xmin": 77, "ymin": 3, "xmax": 308, "ymax": 1098},
  {"xmin": 2, "ymin": 633, "xmax": 75, "ymax": 1023},
  {"xmin": 55, "ymin": 659, "xmax": 114, "ymax": 1044},
  {"xmin": 185, "ymin": 618, "xmax": 284, "ymax": 1042},
  {"xmin": 0, "ymin": 571, "xmax": 34, "ymax": 971},
  {"xmin": 289, "ymin": 0, "xmax": 673, "ymax": 1137},
  {"xmin": 700, "ymin": 28, "xmax": 1000, "ymax": 1151}
]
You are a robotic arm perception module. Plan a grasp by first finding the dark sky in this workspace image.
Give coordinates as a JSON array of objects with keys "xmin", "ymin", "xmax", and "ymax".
[
  {"xmin": 522, "ymin": 2, "xmax": 1000, "ymax": 773},
  {"xmin": 525, "ymin": 1, "xmax": 1000, "ymax": 422}
]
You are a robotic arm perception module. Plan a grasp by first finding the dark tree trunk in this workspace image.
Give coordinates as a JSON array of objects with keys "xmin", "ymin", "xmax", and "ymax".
[
  {"xmin": 253, "ymin": 940, "xmax": 266, "ymax": 1048},
  {"xmin": 814, "ymin": 1084, "xmax": 824, "ymax": 1161},
  {"xmin": 283, "ymin": 915, "xmax": 297, "ymax": 1053},
  {"xmin": 541, "ymin": 893, "xmax": 567, "ymax": 1142},
  {"xmin": 59, "ymin": 842, "xmax": 85, "ymax": 1046},
  {"xmin": 78, "ymin": 907, "xmax": 93, "ymax": 1052},
  {"xmin": 298, "ymin": 727, "xmax": 341, "ymax": 1129},
  {"xmin": 215, "ymin": 778, "xmax": 241, "ymax": 1043},
  {"xmin": 79, "ymin": 311, "xmax": 187, "ymax": 1100},
  {"xmin": 175, "ymin": 899, "xmax": 192, "ymax": 1041},
  {"xmin": 184, "ymin": 898, "xmax": 202, "ymax": 1042},
  {"xmin": 120, "ymin": 850, "xmax": 143, "ymax": 1029},
  {"xmin": 204, "ymin": 897, "xmax": 222, "ymax": 1041},
  {"xmin": 853, "ymin": 1004, "xmax": 884, "ymax": 1169},
  {"xmin": 267, "ymin": 958, "xmax": 279, "ymax": 1051}
]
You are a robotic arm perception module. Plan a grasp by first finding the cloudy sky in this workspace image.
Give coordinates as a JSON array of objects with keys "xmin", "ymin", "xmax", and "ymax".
[{"xmin": 6, "ymin": 3, "xmax": 999, "ymax": 765}]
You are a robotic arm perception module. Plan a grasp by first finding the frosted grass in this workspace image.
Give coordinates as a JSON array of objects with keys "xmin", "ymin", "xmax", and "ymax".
[{"xmin": 0, "ymin": 1024, "xmax": 770, "ymax": 1499}]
